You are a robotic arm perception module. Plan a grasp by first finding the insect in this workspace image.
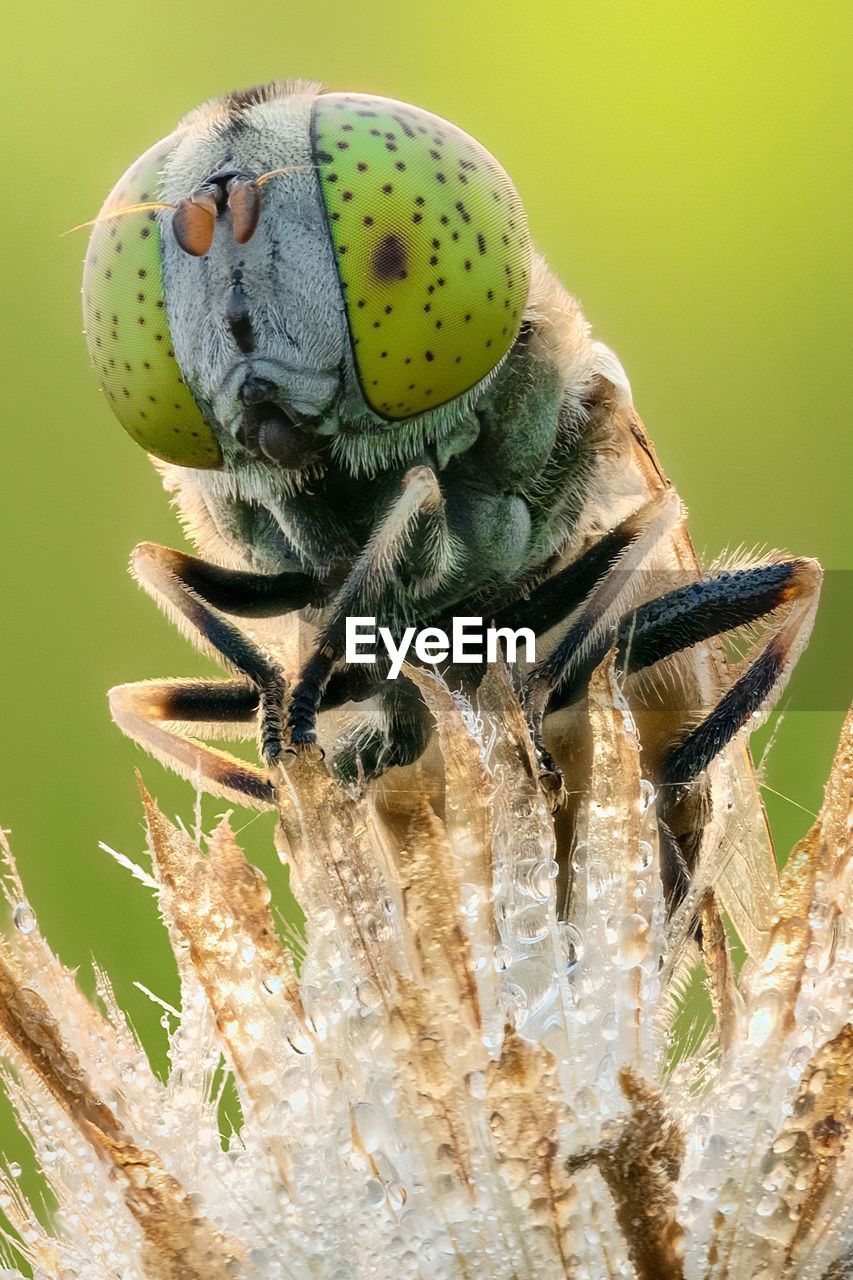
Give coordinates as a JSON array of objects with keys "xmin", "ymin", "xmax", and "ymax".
[{"xmin": 82, "ymin": 80, "xmax": 820, "ymax": 935}]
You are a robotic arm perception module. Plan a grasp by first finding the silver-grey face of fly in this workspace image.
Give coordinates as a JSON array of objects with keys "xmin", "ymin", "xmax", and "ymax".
[
  {"xmin": 85, "ymin": 79, "xmax": 820, "ymax": 927},
  {"xmin": 159, "ymin": 90, "xmax": 350, "ymax": 466}
]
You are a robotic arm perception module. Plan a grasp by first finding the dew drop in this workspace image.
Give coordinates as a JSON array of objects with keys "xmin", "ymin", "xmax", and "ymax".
[
  {"xmin": 557, "ymin": 922, "xmax": 583, "ymax": 974},
  {"xmin": 13, "ymin": 903, "xmax": 36, "ymax": 936}
]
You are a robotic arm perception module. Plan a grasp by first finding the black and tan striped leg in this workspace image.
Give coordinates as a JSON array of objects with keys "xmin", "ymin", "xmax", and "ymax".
[
  {"xmin": 543, "ymin": 557, "xmax": 822, "ymax": 786},
  {"xmin": 539, "ymin": 556, "xmax": 821, "ymax": 904},
  {"xmin": 109, "ymin": 677, "xmax": 276, "ymax": 807},
  {"xmin": 110, "ymin": 543, "xmax": 326, "ymax": 802}
]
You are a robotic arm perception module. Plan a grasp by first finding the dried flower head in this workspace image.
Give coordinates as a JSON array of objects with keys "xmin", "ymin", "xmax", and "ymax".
[{"xmin": 0, "ymin": 660, "xmax": 850, "ymax": 1279}]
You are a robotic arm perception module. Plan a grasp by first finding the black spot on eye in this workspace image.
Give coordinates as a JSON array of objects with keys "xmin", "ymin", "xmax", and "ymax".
[
  {"xmin": 316, "ymin": 150, "xmax": 334, "ymax": 163},
  {"xmin": 385, "ymin": 142, "xmax": 398, "ymax": 152},
  {"xmin": 373, "ymin": 320, "xmax": 381, "ymax": 328},
  {"xmin": 105, "ymin": 269, "xmax": 112, "ymax": 279},
  {"xmin": 435, "ymin": 320, "xmax": 442, "ymax": 329},
  {"xmin": 342, "ymin": 191, "xmax": 354, "ymax": 201},
  {"xmin": 137, "ymin": 293, "xmax": 145, "ymax": 303},
  {"xmin": 464, "ymin": 260, "xmax": 472, "ymax": 271},
  {"xmin": 381, "ymin": 351, "xmax": 388, "ymax": 358},
  {"xmin": 138, "ymin": 269, "xmax": 147, "ymax": 278},
  {"xmin": 137, "ymin": 316, "xmax": 145, "ymax": 326},
  {"xmin": 395, "ymin": 161, "xmax": 406, "ymax": 171},
  {"xmin": 331, "ymin": 212, "xmax": 341, "ymax": 221},
  {"xmin": 370, "ymin": 128, "xmax": 381, "ymax": 137},
  {"xmin": 451, "ymin": 230, "xmax": 460, "ymax": 241},
  {"xmin": 357, "ymin": 299, "xmax": 366, "ymax": 308},
  {"xmin": 405, "ymin": 357, "xmax": 411, "ymax": 364},
  {"xmin": 156, "ymin": 299, "xmax": 164, "ymax": 310},
  {"xmin": 415, "ymin": 196, "xmax": 425, "ymax": 207},
  {"xmin": 342, "ymin": 123, "xmax": 354, "ymax": 132},
  {"xmin": 336, "ymin": 141, "xmax": 349, "ymax": 150},
  {"xmin": 436, "ymin": 173, "xmax": 446, "ymax": 183},
  {"xmin": 430, "ymin": 149, "xmax": 441, "ymax": 160},
  {"xmin": 477, "ymin": 233, "xmax": 487, "ymax": 255},
  {"xmin": 382, "ymin": 183, "xmax": 393, "ymax": 194},
  {"xmin": 140, "ymin": 227, "xmax": 151, "ymax": 238},
  {"xmin": 424, "ymin": 303, "xmax": 431, "ymax": 313},
  {"xmin": 437, "ymin": 278, "xmax": 445, "ymax": 287},
  {"xmin": 487, "ymin": 290, "xmax": 494, "ymax": 300},
  {"xmin": 455, "ymin": 202, "xmax": 470, "ymax": 223},
  {"xmin": 357, "ymin": 161, "xmax": 368, "ymax": 172},
  {"xmin": 464, "ymin": 313, "xmax": 471, "ymax": 322},
  {"xmin": 371, "ymin": 232, "xmax": 409, "ymax": 282},
  {"xmin": 392, "ymin": 113, "xmax": 416, "ymax": 138},
  {"xmin": 364, "ymin": 215, "xmax": 374, "ymax": 226},
  {"xmin": 430, "ymin": 255, "xmax": 438, "ymax": 266},
  {"xmin": 384, "ymin": 304, "xmax": 393, "ymax": 314},
  {"xmin": 412, "ymin": 212, "xmax": 423, "ymax": 224},
  {"xmin": 425, "ymin": 351, "xmax": 434, "ymax": 362},
  {"xmin": 327, "ymin": 173, "xmax": 338, "ymax": 183}
]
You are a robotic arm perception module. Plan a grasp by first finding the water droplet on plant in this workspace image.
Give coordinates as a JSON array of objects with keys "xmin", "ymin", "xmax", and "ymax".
[
  {"xmin": 517, "ymin": 858, "xmax": 559, "ymax": 901},
  {"xmin": 557, "ymin": 922, "xmax": 583, "ymax": 974},
  {"xmin": 13, "ymin": 903, "xmax": 36, "ymax": 936},
  {"xmin": 615, "ymin": 914, "xmax": 650, "ymax": 969},
  {"xmin": 500, "ymin": 982, "xmax": 528, "ymax": 1030}
]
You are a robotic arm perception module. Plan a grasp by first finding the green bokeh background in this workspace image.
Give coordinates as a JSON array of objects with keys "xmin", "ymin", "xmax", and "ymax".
[{"xmin": 0, "ymin": 0, "xmax": 849, "ymax": 1167}]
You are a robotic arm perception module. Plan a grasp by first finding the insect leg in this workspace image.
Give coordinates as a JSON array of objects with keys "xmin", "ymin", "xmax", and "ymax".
[
  {"xmin": 543, "ymin": 556, "xmax": 821, "ymax": 907},
  {"xmin": 651, "ymin": 559, "xmax": 822, "ymax": 801},
  {"xmin": 523, "ymin": 490, "xmax": 682, "ymax": 777},
  {"xmin": 125, "ymin": 541, "xmax": 323, "ymax": 767},
  {"xmin": 288, "ymin": 466, "xmax": 454, "ymax": 746},
  {"xmin": 109, "ymin": 677, "xmax": 276, "ymax": 807}
]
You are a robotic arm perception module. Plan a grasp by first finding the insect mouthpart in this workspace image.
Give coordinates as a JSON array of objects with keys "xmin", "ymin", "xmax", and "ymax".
[{"xmin": 237, "ymin": 377, "xmax": 326, "ymax": 469}]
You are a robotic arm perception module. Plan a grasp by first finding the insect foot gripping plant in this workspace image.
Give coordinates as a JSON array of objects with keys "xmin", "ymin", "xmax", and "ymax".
[{"xmin": 0, "ymin": 666, "xmax": 850, "ymax": 1280}]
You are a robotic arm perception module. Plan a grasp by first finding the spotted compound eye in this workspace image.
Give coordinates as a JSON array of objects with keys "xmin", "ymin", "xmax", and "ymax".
[
  {"xmin": 82, "ymin": 135, "xmax": 223, "ymax": 469},
  {"xmin": 311, "ymin": 93, "xmax": 531, "ymax": 421}
]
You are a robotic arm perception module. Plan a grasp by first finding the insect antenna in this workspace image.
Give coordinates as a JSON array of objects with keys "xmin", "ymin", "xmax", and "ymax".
[{"xmin": 61, "ymin": 201, "xmax": 176, "ymax": 236}]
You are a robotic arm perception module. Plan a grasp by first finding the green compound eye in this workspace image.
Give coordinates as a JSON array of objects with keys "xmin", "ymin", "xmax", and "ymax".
[
  {"xmin": 82, "ymin": 136, "xmax": 223, "ymax": 469},
  {"xmin": 311, "ymin": 93, "xmax": 531, "ymax": 421}
]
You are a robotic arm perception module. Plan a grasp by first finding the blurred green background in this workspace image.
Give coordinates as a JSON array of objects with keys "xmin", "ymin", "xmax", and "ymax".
[{"xmin": 0, "ymin": 0, "xmax": 849, "ymax": 1154}]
